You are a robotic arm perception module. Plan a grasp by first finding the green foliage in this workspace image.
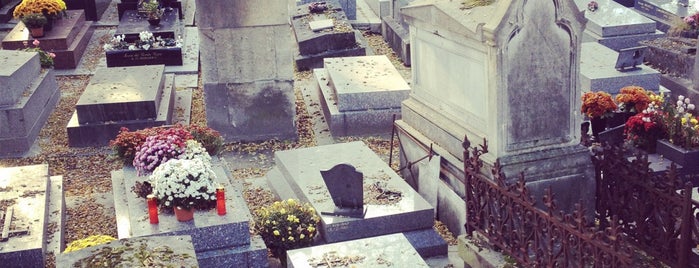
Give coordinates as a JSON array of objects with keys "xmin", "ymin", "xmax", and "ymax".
[{"xmin": 20, "ymin": 13, "xmax": 47, "ymax": 28}]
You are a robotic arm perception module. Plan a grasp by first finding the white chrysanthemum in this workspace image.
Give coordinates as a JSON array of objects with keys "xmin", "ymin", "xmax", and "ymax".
[{"xmin": 149, "ymin": 157, "xmax": 218, "ymax": 209}]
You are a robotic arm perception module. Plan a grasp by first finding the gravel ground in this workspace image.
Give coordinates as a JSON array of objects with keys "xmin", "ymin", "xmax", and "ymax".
[{"xmin": 0, "ymin": 15, "xmax": 456, "ymax": 266}]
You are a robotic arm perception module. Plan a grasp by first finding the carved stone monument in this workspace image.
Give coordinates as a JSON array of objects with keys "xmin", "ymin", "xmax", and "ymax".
[
  {"xmin": 196, "ymin": 0, "xmax": 297, "ymax": 141},
  {"xmin": 320, "ymin": 164, "xmax": 366, "ymax": 218},
  {"xmin": 395, "ymin": 0, "xmax": 596, "ymax": 231}
]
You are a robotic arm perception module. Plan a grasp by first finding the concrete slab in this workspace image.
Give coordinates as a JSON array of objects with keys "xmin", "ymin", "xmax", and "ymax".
[
  {"xmin": 580, "ymin": 42, "xmax": 660, "ymax": 94},
  {"xmin": 272, "ymin": 141, "xmax": 434, "ymax": 243},
  {"xmin": 325, "ymin": 55, "xmax": 410, "ymax": 111},
  {"xmin": 288, "ymin": 233, "xmax": 428, "ymax": 267},
  {"xmin": 0, "ymin": 50, "xmax": 39, "ymax": 106},
  {"xmin": 57, "ymin": 236, "xmax": 199, "ymax": 267}
]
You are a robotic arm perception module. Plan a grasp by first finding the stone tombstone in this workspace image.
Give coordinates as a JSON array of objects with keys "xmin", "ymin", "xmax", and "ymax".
[
  {"xmin": 197, "ymin": 0, "xmax": 297, "ymax": 141},
  {"xmin": 320, "ymin": 164, "xmax": 365, "ymax": 218},
  {"xmin": 397, "ymin": 0, "xmax": 595, "ymax": 219}
]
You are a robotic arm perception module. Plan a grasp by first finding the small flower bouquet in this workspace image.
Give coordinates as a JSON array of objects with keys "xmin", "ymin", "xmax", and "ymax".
[
  {"xmin": 624, "ymin": 109, "xmax": 664, "ymax": 152},
  {"xmin": 662, "ymin": 95, "xmax": 699, "ymax": 149},
  {"xmin": 581, "ymin": 91, "xmax": 617, "ymax": 118},
  {"xmin": 615, "ymin": 86, "xmax": 651, "ymax": 113},
  {"xmin": 20, "ymin": 39, "xmax": 56, "ymax": 68},
  {"xmin": 254, "ymin": 199, "xmax": 320, "ymax": 257},
  {"xmin": 13, "ymin": 0, "xmax": 67, "ymax": 18},
  {"xmin": 103, "ymin": 31, "xmax": 183, "ymax": 51},
  {"xmin": 150, "ymin": 157, "xmax": 217, "ymax": 210},
  {"xmin": 132, "ymin": 133, "xmax": 188, "ymax": 176}
]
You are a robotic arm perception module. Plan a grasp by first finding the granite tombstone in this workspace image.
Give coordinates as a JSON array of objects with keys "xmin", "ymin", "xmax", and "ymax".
[{"xmin": 320, "ymin": 164, "xmax": 366, "ymax": 218}]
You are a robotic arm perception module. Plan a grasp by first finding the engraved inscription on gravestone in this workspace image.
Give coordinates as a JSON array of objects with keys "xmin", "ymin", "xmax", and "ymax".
[{"xmin": 320, "ymin": 164, "xmax": 366, "ymax": 218}]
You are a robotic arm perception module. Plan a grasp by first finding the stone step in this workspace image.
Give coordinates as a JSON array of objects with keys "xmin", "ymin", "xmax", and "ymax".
[
  {"xmin": 0, "ymin": 164, "xmax": 50, "ymax": 267},
  {"xmin": 66, "ymin": 72, "xmax": 180, "ymax": 147},
  {"xmin": 47, "ymin": 175, "xmax": 66, "ymax": 256},
  {"xmin": 0, "ymin": 50, "xmax": 41, "ymax": 107},
  {"xmin": 0, "ymin": 69, "xmax": 60, "ymax": 156},
  {"xmin": 272, "ymin": 141, "xmax": 435, "ymax": 243}
]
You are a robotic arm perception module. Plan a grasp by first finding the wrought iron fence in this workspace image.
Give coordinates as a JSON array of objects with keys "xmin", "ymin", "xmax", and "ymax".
[
  {"xmin": 592, "ymin": 145, "xmax": 698, "ymax": 268},
  {"xmin": 462, "ymin": 138, "xmax": 633, "ymax": 267}
]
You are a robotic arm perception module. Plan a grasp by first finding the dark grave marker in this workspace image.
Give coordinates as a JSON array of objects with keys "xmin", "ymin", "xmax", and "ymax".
[
  {"xmin": 615, "ymin": 46, "xmax": 646, "ymax": 71},
  {"xmin": 106, "ymin": 47, "xmax": 182, "ymax": 67},
  {"xmin": 65, "ymin": 0, "xmax": 111, "ymax": 21},
  {"xmin": 320, "ymin": 164, "xmax": 366, "ymax": 218}
]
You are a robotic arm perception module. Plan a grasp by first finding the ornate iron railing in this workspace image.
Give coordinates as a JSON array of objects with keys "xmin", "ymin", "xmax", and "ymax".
[
  {"xmin": 462, "ymin": 138, "xmax": 633, "ymax": 267},
  {"xmin": 593, "ymin": 145, "xmax": 698, "ymax": 268}
]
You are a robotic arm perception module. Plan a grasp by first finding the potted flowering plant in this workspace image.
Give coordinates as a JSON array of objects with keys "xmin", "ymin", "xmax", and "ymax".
[
  {"xmin": 13, "ymin": 0, "xmax": 67, "ymax": 31},
  {"xmin": 139, "ymin": 0, "xmax": 163, "ymax": 25},
  {"xmin": 615, "ymin": 86, "xmax": 651, "ymax": 113},
  {"xmin": 150, "ymin": 156, "xmax": 218, "ymax": 221},
  {"xmin": 21, "ymin": 13, "xmax": 47, "ymax": 37},
  {"xmin": 656, "ymin": 95, "xmax": 699, "ymax": 167},
  {"xmin": 254, "ymin": 199, "xmax": 320, "ymax": 266},
  {"xmin": 582, "ymin": 91, "xmax": 618, "ymax": 137},
  {"xmin": 132, "ymin": 133, "xmax": 189, "ymax": 176},
  {"xmin": 624, "ymin": 107, "xmax": 664, "ymax": 153}
]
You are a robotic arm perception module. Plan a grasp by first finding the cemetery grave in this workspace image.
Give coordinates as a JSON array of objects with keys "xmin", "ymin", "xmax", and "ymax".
[
  {"xmin": 57, "ymin": 235, "xmax": 199, "ymax": 266},
  {"xmin": 580, "ymin": 42, "xmax": 660, "ymax": 94},
  {"xmin": 291, "ymin": 0, "xmax": 368, "ymax": 71},
  {"xmin": 1, "ymin": 10, "xmax": 95, "ymax": 69},
  {"xmin": 313, "ymin": 55, "xmax": 410, "ymax": 136},
  {"xmin": 0, "ymin": 50, "xmax": 60, "ymax": 156},
  {"xmin": 0, "ymin": 164, "xmax": 65, "ymax": 268}
]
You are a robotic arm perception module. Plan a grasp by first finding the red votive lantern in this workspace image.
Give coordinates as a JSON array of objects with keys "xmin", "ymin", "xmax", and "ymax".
[
  {"xmin": 147, "ymin": 194, "xmax": 159, "ymax": 224},
  {"xmin": 216, "ymin": 186, "xmax": 227, "ymax": 215}
]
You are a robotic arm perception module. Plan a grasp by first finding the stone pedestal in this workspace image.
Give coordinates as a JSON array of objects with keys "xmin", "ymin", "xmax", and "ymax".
[
  {"xmin": 291, "ymin": 2, "xmax": 367, "ymax": 71},
  {"xmin": 66, "ymin": 65, "xmax": 182, "ymax": 147},
  {"xmin": 111, "ymin": 158, "xmax": 268, "ymax": 267},
  {"xmin": 197, "ymin": 0, "xmax": 297, "ymax": 142},
  {"xmin": 314, "ymin": 55, "xmax": 409, "ymax": 136},
  {"xmin": 0, "ymin": 51, "xmax": 60, "ymax": 156},
  {"xmin": 266, "ymin": 142, "xmax": 447, "ymax": 257},
  {"xmin": 580, "ymin": 42, "xmax": 660, "ymax": 94},
  {"xmin": 575, "ymin": 0, "xmax": 663, "ymax": 51},
  {"xmin": 0, "ymin": 165, "xmax": 65, "ymax": 267},
  {"xmin": 1, "ymin": 10, "xmax": 94, "ymax": 69},
  {"xmin": 397, "ymin": 0, "xmax": 596, "ymax": 226}
]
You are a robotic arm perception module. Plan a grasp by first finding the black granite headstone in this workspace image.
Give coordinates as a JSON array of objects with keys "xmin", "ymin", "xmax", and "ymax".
[
  {"xmin": 106, "ymin": 47, "xmax": 183, "ymax": 67},
  {"xmin": 320, "ymin": 164, "xmax": 366, "ymax": 218}
]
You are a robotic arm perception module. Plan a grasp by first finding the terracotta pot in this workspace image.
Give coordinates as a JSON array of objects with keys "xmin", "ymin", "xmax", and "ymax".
[
  {"xmin": 173, "ymin": 206, "xmax": 194, "ymax": 222},
  {"xmin": 29, "ymin": 27, "xmax": 44, "ymax": 38}
]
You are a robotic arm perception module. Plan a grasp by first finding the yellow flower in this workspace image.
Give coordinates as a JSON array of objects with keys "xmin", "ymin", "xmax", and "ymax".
[
  {"xmin": 288, "ymin": 236, "xmax": 294, "ymax": 241},
  {"xmin": 300, "ymin": 234, "xmax": 305, "ymax": 239},
  {"xmin": 280, "ymin": 208, "xmax": 286, "ymax": 214},
  {"xmin": 682, "ymin": 117, "xmax": 688, "ymax": 125},
  {"xmin": 273, "ymin": 230, "xmax": 280, "ymax": 236},
  {"xmin": 691, "ymin": 118, "xmax": 698, "ymax": 125},
  {"xmin": 307, "ymin": 226, "xmax": 315, "ymax": 233},
  {"xmin": 287, "ymin": 199, "xmax": 296, "ymax": 205}
]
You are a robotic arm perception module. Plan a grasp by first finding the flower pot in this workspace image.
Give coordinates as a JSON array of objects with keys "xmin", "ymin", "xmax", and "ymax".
[
  {"xmin": 29, "ymin": 27, "xmax": 44, "ymax": 38},
  {"xmin": 173, "ymin": 206, "xmax": 194, "ymax": 222},
  {"xmin": 656, "ymin": 139, "xmax": 699, "ymax": 168},
  {"xmin": 148, "ymin": 18, "xmax": 161, "ymax": 26}
]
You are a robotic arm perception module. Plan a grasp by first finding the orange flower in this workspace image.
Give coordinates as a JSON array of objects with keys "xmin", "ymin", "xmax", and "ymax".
[
  {"xmin": 582, "ymin": 91, "xmax": 617, "ymax": 118},
  {"xmin": 615, "ymin": 86, "xmax": 651, "ymax": 113}
]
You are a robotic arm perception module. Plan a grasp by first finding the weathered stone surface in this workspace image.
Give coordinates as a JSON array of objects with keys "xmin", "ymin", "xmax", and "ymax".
[
  {"xmin": 196, "ymin": 0, "xmax": 289, "ymax": 29},
  {"xmin": 0, "ymin": 50, "xmax": 39, "ymax": 106},
  {"xmin": 315, "ymin": 68, "xmax": 400, "ymax": 136},
  {"xmin": 57, "ymin": 236, "xmax": 199, "ymax": 267},
  {"xmin": 272, "ymin": 142, "xmax": 434, "ymax": 243},
  {"xmin": 634, "ymin": 0, "xmax": 693, "ymax": 32},
  {"xmin": 580, "ymin": 42, "xmax": 660, "ymax": 94},
  {"xmin": 203, "ymin": 80, "xmax": 297, "ymax": 142},
  {"xmin": 457, "ymin": 235, "xmax": 507, "ymax": 268},
  {"xmin": 0, "ymin": 69, "xmax": 59, "ymax": 156},
  {"xmin": 292, "ymin": 9, "xmax": 356, "ymax": 56},
  {"xmin": 294, "ymin": 31, "xmax": 367, "ymax": 71},
  {"xmin": 325, "ymin": 55, "xmax": 410, "ymax": 111},
  {"xmin": 0, "ymin": 165, "xmax": 49, "ymax": 268},
  {"xmin": 298, "ymin": 0, "xmax": 357, "ymax": 20},
  {"xmin": 288, "ymin": 233, "xmax": 429, "ymax": 268},
  {"xmin": 76, "ymin": 65, "xmax": 165, "ymax": 124},
  {"xmin": 65, "ymin": 0, "xmax": 111, "ymax": 21},
  {"xmin": 382, "ymin": 16, "xmax": 411, "ymax": 66}
]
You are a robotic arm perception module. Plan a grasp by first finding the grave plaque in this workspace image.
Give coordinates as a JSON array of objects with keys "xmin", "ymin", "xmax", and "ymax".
[
  {"xmin": 320, "ymin": 164, "xmax": 366, "ymax": 218},
  {"xmin": 615, "ymin": 46, "xmax": 646, "ymax": 71}
]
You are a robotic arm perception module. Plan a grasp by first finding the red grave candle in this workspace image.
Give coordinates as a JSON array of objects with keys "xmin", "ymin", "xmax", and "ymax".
[
  {"xmin": 216, "ymin": 186, "xmax": 227, "ymax": 215},
  {"xmin": 147, "ymin": 194, "xmax": 159, "ymax": 224}
]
